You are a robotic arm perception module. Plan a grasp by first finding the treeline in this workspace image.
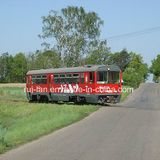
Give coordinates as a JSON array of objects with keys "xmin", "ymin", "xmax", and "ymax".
[
  {"xmin": 0, "ymin": 6, "xmax": 150, "ymax": 87},
  {"xmin": 0, "ymin": 49, "xmax": 148, "ymax": 88},
  {"xmin": 150, "ymin": 54, "xmax": 160, "ymax": 83},
  {"xmin": 0, "ymin": 50, "xmax": 60, "ymax": 83}
]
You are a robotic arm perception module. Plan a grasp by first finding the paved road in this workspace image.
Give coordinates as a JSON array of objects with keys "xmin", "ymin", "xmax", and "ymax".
[{"xmin": 1, "ymin": 83, "xmax": 160, "ymax": 160}]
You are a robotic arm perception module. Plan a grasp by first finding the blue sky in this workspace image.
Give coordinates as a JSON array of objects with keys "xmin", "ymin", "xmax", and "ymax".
[{"xmin": 0, "ymin": 0, "xmax": 160, "ymax": 66}]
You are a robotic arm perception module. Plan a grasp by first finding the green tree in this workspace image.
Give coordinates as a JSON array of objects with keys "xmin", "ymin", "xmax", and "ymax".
[
  {"xmin": 123, "ymin": 53, "xmax": 148, "ymax": 88},
  {"xmin": 107, "ymin": 49, "xmax": 131, "ymax": 71},
  {"xmin": 85, "ymin": 40, "xmax": 110, "ymax": 65},
  {"xmin": 150, "ymin": 54, "xmax": 160, "ymax": 82},
  {"xmin": 11, "ymin": 53, "xmax": 27, "ymax": 82},
  {"xmin": 26, "ymin": 52, "xmax": 38, "ymax": 71},
  {"xmin": 40, "ymin": 6, "xmax": 104, "ymax": 67},
  {"xmin": 35, "ymin": 50, "xmax": 61, "ymax": 69},
  {"xmin": 0, "ymin": 53, "xmax": 13, "ymax": 82},
  {"xmin": 26, "ymin": 50, "xmax": 61, "ymax": 70}
]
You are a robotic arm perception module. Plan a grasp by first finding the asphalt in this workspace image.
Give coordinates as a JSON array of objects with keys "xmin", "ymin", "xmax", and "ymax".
[{"xmin": 1, "ymin": 83, "xmax": 160, "ymax": 160}]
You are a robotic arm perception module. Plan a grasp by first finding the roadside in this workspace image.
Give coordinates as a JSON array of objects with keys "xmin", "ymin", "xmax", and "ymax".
[
  {"xmin": 1, "ymin": 83, "xmax": 160, "ymax": 160},
  {"xmin": 0, "ymin": 84, "xmax": 133, "ymax": 154},
  {"xmin": 0, "ymin": 86, "xmax": 98, "ymax": 154},
  {"xmin": 120, "ymin": 86, "xmax": 134, "ymax": 102}
]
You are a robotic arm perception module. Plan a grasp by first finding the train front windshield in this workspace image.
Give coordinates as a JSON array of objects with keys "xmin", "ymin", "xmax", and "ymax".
[{"xmin": 97, "ymin": 71, "xmax": 120, "ymax": 84}]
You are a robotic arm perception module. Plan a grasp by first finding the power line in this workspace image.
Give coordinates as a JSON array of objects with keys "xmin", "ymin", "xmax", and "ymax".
[{"xmin": 107, "ymin": 26, "xmax": 160, "ymax": 41}]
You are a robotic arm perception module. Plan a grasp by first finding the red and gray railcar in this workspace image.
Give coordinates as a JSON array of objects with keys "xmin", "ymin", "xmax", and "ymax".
[{"xmin": 26, "ymin": 65, "xmax": 122, "ymax": 104}]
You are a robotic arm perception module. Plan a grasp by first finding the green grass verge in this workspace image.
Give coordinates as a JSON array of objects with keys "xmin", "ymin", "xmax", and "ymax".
[
  {"xmin": 120, "ymin": 86, "xmax": 133, "ymax": 102},
  {"xmin": 0, "ymin": 87, "xmax": 26, "ymax": 101},
  {"xmin": 0, "ymin": 86, "xmax": 98, "ymax": 154}
]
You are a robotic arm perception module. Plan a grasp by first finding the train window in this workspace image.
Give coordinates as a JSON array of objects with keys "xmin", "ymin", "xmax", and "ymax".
[
  {"xmin": 108, "ymin": 71, "xmax": 119, "ymax": 84},
  {"xmin": 41, "ymin": 79, "xmax": 47, "ymax": 84},
  {"xmin": 89, "ymin": 72, "xmax": 94, "ymax": 83},
  {"xmin": 59, "ymin": 79, "xmax": 65, "ymax": 84},
  {"xmin": 66, "ymin": 78, "xmax": 71, "ymax": 84},
  {"xmin": 73, "ymin": 73, "xmax": 79, "ymax": 78},
  {"xmin": 72, "ymin": 78, "xmax": 79, "ymax": 84},
  {"xmin": 97, "ymin": 71, "xmax": 107, "ymax": 84},
  {"xmin": 72, "ymin": 73, "xmax": 80, "ymax": 84},
  {"xmin": 66, "ymin": 74, "xmax": 72, "ymax": 78},
  {"xmin": 80, "ymin": 73, "xmax": 84, "ymax": 83},
  {"xmin": 54, "ymin": 74, "xmax": 59, "ymax": 84},
  {"xmin": 53, "ymin": 73, "xmax": 81, "ymax": 84},
  {"xmin": 32, "ymin": 75, "xmax": 47, "ymax": 84},
  {"xmin": 32, "ymin": 78, "xmax": 36, "ymax": 84},
  {"xmin": 59, "ymin": 74, "xmax": 66, "ymax": 84},
  {"xmin": 37, "ymin": 75, "xmax": 41, "ymax": 78},
  {"xmin": 36, "ymin": 79, "xmax": 47, "ymax": 84},
  {"xmin": 66, "ymin": 74, "xmax": 72, "ymax": 84},
  {"xmin": 54, "ymin": 74, "xmax": 59, "ymax": 78},
  {"xmin": 42, "ymin": 75, "xmax": 47, "ymax": 78},
  {"xmin": 60, "ymin": 74, "xmax": 65, "ymax": 78},
  {"xmin": 54, "ymin": 79, "xmax": 59, "ymax": 84}
]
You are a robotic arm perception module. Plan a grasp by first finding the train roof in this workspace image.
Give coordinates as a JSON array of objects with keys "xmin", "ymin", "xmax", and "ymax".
[{"xmin": 26, "ymin": 65, "xmax": 120, "ymax": 75}]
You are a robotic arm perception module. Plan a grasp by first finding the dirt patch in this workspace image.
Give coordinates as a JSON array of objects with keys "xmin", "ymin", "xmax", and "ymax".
[{"xmin": 0, "ymin": 83, "xmax": 26, "ymax": 88}]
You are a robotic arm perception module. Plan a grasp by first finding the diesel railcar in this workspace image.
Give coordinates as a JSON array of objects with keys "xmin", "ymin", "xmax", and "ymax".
[{"xmin": 26, "ymin": 65, "xmax": 122, "ymax": 104}]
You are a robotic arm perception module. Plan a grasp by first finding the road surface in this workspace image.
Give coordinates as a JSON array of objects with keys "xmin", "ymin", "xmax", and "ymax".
[{"xmin": 1, "ymin": 83, "xmax": 160, "ymax": 160}]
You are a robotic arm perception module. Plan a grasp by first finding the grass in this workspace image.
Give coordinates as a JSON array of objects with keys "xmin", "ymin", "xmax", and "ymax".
[
  {"xmin": 0, "ymin": 87, "xmax": 26, "ymax": 101},
  {"xmin": 0, "ymin": 86, "xmax": 98, "ymax": 154},
  {"xmin": 120, "ymin": 86, "xmax": 133, "ymax": 102}
]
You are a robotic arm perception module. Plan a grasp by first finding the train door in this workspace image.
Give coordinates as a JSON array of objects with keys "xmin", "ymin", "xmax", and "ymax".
[
  {"xmin": 48, "ymin": 74, "xmax": 53, "ymax": 92},
  {"xmin": 84, "ymin": 72, "xmax": 95, "ymax": 94},
  {"xmin": 26, "ymin": 75, "xmax": 32, "ymax": 91}
]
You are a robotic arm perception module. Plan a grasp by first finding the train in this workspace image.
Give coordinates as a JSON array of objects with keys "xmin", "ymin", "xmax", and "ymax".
[{"xmin": 26, "ymin": 65, "xmax": 122, "ymax": 104}]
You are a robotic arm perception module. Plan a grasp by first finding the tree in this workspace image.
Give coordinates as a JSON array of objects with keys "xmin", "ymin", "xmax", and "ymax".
[
  {"xmin": 35, "ymin": 50, "xmax": 61, "ymax": 69},
  {"xmin": 11, "ymin": 53, "xmax": 27, "ymax": 82},
  {"xmin": 0, "ymin": 51, "xmax": 60, "ymax": 83},
  {"xmin": 26, "ymin": 50, "xmax": 61, "ymax": 70},
  {"xmin": 40, "ymin": 6, "xmax": 104, "ymax": 67},
  {"xmin": 123, "ymin": 53, "xmax": 148, "ymax": 88},
  {"xmin": 0, "ymin": 52, "xmax": 13, "ymax": 82},
  {"xmin": 150, "ymin": 54, "xmax": 160, "ymax": 82},
  {"xmin": 26, "ymin": 52, "xmax": 38, "ymax": 71},
  {"xmin": 85, "ymin": 40, "xmax": 110, "ymax": 65},
  {"xmin": 107, "ymin": 49, "xmax": 131, "ymax": 72}
]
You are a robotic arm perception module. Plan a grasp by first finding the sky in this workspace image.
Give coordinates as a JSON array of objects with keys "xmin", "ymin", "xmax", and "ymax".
[{"xmin": 0, "ymin": 0, "xmax": 160, "ymax": 66}]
